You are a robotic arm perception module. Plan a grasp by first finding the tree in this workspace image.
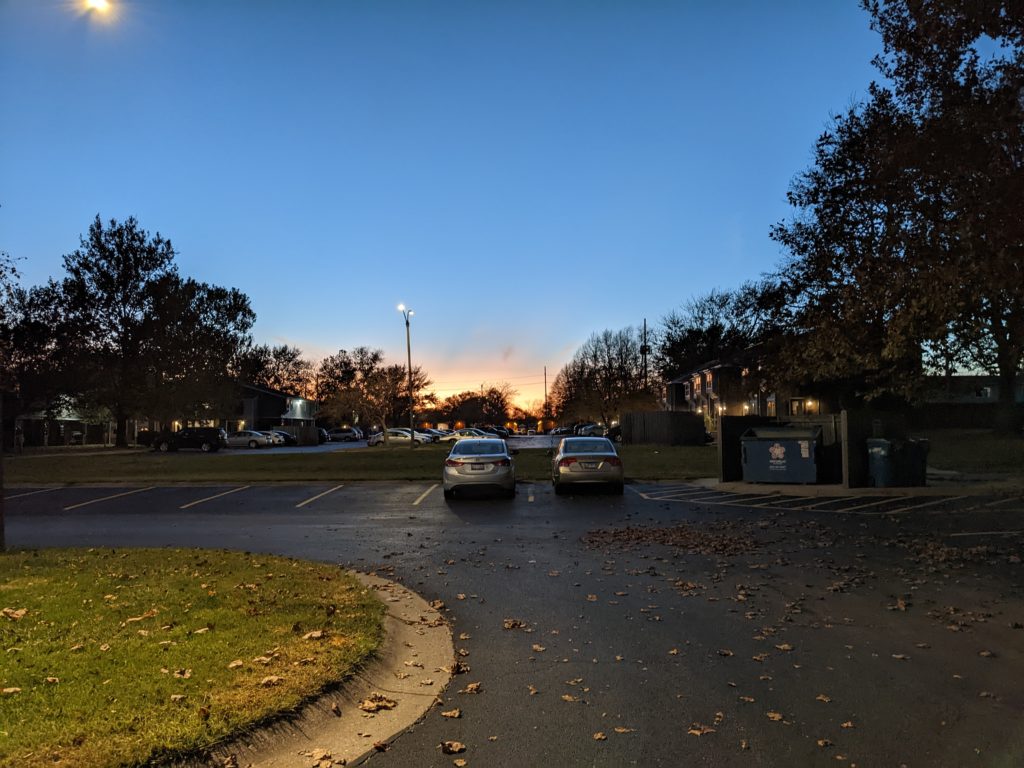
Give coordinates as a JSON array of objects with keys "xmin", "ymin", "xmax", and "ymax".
[
  {"xmin": 311, "ymin": 349, "xmax": 358, "ymax": 403},
  {"xmin": 441, "ymin": 383, "xmax": 516, "ymax": 426},
  {"xmin": 235, "ymin": 344, "xmax": 313, "ymax": 397},
  {"xmin": 0, "ymin": 248, "xmax": 19, "ymax": 551},
  {"xmin": 654, "ymin": 288, "xmax": 765, "ymax": 383},
  {"xmin": 770, "ymin": 1, "xmax": 1024, "ymax": 426},
  {"xmin": 57, "ymin": 215, "xmax": 180, "ymax": 446},
  {"xmin": 551, "ymin": 328, "xmax": 659, "ymax": 424},
  {"xmin": 318, "ymin": 347, "xmax": 433, "ymax": 441}
]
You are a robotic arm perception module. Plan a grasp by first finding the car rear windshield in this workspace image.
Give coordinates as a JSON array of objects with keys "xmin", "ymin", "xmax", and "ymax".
[
  {"xmin": 563, "ymin": 439, "xmax": 614, "ymax": 453},
  {"xmin": 451, "ymin": 440, "xmax": 506, "ymax": 456}
]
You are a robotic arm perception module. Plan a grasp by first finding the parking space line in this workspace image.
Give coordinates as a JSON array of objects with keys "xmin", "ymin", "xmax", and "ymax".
[
  {"xmin": 179, "ymin": 486, "xmax": 250, "ymax": 510},
  {"xmin": 64, "ymin": 487, "xmax": 155, "ymax": 511},
  {"xmin": 413, "ymin": 485, "xmax": 437, "ymax": 506},
  {"xmin": 3, "ymin": 487, "xmax": 60, "ymax": 501},
  {"xmin": 985, "ymin": 496, "xmax": 1024, "ymax": 508},
  {"xmin": 829, "ymin": 497, "xmax": 904, "ymax": 513},
  {"xmin": 883, "ymin": 495, "xmax": 968, "ymax": 515},
  {"xmin": 295, "ymin": 484, "xmax": 344, "ymax": 509},
  {"xmin": 948, "ymin": 529, "xmax": 1023, "ymax": 538}
]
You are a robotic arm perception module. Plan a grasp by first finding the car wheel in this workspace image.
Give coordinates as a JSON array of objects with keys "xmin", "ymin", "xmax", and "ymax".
[
  {"xmin": 158, "ymin": 441, "xmax": 171, "ymax": 453},
  {"xmin": 248, "ymin": 440, "xmax": 258, "ymax": 449},
  {"xmin": 611, "ymin": 482, "xmax": 624, "ymax": 495},
  {"xmin": 443, "ymin": 488, "xmax": 454, "ymax": 500},
  {"xmin": 200, "ymin": 441, "xmax": 213, "ymax": 453}
]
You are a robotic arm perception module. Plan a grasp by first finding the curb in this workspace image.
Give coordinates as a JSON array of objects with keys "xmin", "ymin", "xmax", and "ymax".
[{"xmin": 205, "ymin": 572, "xmax": 453, "ymax": 767}]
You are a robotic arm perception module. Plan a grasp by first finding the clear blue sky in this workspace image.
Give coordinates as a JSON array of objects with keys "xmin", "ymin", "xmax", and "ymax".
[{"xmin": 1, "ymin": 0, "xmax": 881, "ymax": 408}]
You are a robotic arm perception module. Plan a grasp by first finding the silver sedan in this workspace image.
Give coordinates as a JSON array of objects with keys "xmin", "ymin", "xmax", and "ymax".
[
  {"xmin": 442, "ymin": 438, "xmax": 516, "ymax": 499},
  {"xmin": 227, "ymin": 430, "xmax": 272, "ymax": 448},
  {"xmin": 551, "ymin": 437, "xmax": 624, "ymax": 495}
]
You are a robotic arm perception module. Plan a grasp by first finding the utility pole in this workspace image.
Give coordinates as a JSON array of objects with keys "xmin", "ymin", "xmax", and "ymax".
[
  {"xmin": 543, "ymin": 366, "xmax": 548, "ymax": 416},
  {"xmin": 640, "ymin": 318, "xmax": 650, "ymax": 390}
]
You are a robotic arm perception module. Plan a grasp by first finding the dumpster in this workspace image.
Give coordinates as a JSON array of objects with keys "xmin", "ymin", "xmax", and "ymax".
[
  {"xmin": 741, "ymin": 426, "xmax": 822, "ymax": 483},
  {"xmin": 867, "ymin": 438, "xmax": 930, "ymax": 487}
]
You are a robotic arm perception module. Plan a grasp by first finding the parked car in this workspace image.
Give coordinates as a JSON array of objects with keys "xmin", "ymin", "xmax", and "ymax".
[
  {"xmin": 261, "ymin": 431, "xmax": 285, "ymax": 446},
  {"xmin": 153, "ymin": 427, "xmax": 228, "ymax": 453},
  {"xmin": 328, "ymin": 427, "xmax": 361, "ymax": 442},
  {"xmin": 549, "ymin": 426, "xmax": 574, "ymax": 436},
  {"xmin": 439, "ymin": 428, "xmax": 491, "ymax": 443},
  {"xmin": 551, "ymin": 436, "xmax": 624, "ymax": 495},
  {"xmin": 271, "ymin": 430, "xmax": 298, "ymax": 446},
  {"xmin": 317, "ymin": 428, "xmax": 330, "ymax": 444},
  {"xmin": 578, "ymin": 423, "xmax": 606, "ymax": 437},
  {"xmin": 368, "ymin": 428, "xmax": 427, "ymax": 447},
  {"xmin": 442, "ymin": 438, "xmax": 516, "ymax": 499},
  {"xmin": 606, "ymin": 425, "xmax": 622, "ymax": 443},
  {"xmin": 226, "ymin": 430, "xmax": 272, "ymax": 448}
]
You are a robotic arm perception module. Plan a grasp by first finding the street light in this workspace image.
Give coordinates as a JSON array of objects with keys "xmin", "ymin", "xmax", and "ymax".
[{"xmin": 398, "ymin": 304, "xmax": 415, "ymax": 449}]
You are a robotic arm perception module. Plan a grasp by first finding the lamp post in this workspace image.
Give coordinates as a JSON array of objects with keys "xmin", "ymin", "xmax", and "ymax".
[{"xmin": 398, "ymin": 304, "xmax": 415, "ymax": 449}]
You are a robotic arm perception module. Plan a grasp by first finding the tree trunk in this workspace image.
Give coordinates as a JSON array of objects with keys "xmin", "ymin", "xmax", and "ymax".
[
  {"xmin": 1, "ymin": 393, "xmax": 6, "ymax": 551},
  {"xmin": 116, "ymin": 413, "xmax": 129, "ymax": 448}
]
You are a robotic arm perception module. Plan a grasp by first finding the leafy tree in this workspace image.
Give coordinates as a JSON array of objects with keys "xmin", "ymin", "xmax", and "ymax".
[
  {"xmin": 235, "ymin": 343, "xmax": 313, "ymax": 398},
  {"xmin": 318, "ymin": 347, "xmax": 432, "ymax": 440},
  {"xmin": 441, "ymin": 383, "xmax": 515, "ymax": 426},
  {"xmin": 312, "ymin": 349, "xmax": 358, "ymax": 403},
  {"xmin": 770, "ymin": 1, "xmax": 1024, "ymax": 427},
  {"xmin": 654, "ymin": 288, "xmax": 765, "ymax": 383},
  {"xmin": 0, "ymin": 248, "xmax": 19, "ymax": 550}
]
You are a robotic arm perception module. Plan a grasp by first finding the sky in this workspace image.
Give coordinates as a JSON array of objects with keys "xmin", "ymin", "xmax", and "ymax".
[{"xmin": 1, "ymin": 1, "xmax": 883, "ymax": 408}]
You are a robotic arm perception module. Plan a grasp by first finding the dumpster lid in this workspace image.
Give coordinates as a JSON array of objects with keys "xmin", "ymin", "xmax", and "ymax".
[{"xmin": 741, "ymin": 426, "xmax": 823, "ymax": 440}]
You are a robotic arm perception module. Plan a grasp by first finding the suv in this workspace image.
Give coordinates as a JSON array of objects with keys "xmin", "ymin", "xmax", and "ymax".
[
  {"xmin": 153, "ymin": 427, "xmax": 228, "ymax": 453},
  {"xmin": 328, "ymin": 427, "xmax": 361, "ymax": 442}
]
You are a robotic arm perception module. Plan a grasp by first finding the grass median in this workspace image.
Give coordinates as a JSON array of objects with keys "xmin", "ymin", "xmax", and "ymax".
[
  {"xmin": 2, "ymin": 443, "xmax": 719, "ymax": 485},
  {"xmin": 0, "ymin": 548, "xmax": 385, "ymax": 768}
]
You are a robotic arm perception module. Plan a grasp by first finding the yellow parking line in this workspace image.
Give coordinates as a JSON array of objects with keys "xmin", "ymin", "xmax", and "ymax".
[
  {"xmin": 413, "ymin": 485, "xmax": 437, "ymax": 506},
  {"xmin": 295, "ymin": 484, "xmax": 344, "ymax": 509},
  {"xmin": 179, "ymin": 486, "xmax": 250, "ymax": 510},
  {"xmin": 4, "ymin": 487, "xmax": 59, "ymax": 501},
  {"xmin": 64, "ymin": 487, "xmax": 155, "ymax": 511}
]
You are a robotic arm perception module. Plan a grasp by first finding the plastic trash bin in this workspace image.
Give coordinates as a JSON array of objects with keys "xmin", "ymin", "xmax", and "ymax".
[
  {"xmin": 741, "ymin": 426, "xmax": 822, "ymax": 483},
  {"xmin": 866, "ymin": 438, "xmax": 895, "ymax": 487},
  {"xmin": 867, "ymin": 438, "xmax": 930, "ymax": 487}
]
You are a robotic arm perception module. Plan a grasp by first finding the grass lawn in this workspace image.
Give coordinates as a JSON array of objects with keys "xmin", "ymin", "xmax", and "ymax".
[
  {"xmin": 0, "ymin": 548, "xmax": 385, "ymax": 768},
  {"xmin": 916, "ymin": 428, "xmax": 1024, "ymax": 476},
  {"xmin": 2, "ymin": 443, "xmax": 719, "ymax": 485}
]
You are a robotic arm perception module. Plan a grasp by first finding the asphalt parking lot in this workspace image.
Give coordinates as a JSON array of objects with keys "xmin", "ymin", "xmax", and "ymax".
[{"xmin": 6, "ymin": 482, "xmax": 1024, "ymax": 767}]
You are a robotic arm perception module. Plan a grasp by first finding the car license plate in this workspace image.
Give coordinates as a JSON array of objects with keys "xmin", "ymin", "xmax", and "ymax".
[
  {"xmin": 582, "ymin": 462, "xmax": 598, "ymax": 469},
  {"xmin": 472, "ymin": 463, "xmax": 485, "ymax": 470}
]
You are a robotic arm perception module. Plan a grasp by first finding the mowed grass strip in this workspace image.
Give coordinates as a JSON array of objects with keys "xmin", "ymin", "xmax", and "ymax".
[
  {"xmin": 917, "ymin": 428, "xmax": 1024, "ymax": 477},
  {"xmin": 0, "ymin": 548, "xmax": 385, "ymax": 768},
  {"xmin": 3, "ymin": 444, "xmax": 718, "ymax": 485}
]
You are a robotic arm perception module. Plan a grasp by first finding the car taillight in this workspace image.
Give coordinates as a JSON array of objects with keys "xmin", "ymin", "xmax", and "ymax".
[
  {"xmin": 605, "ymin": 456, "xmax": 622, "ymax": 466},
  {"xmin": 494, "ymin": 458, "xmax": 511, "ymax": 467},
  {"xmin": 444, "ymin": 459, "xmax": 462, "ymax": 467},
  {"xmin": 558, "ymin": 457, "xmax": 578, "ymax": 467}
]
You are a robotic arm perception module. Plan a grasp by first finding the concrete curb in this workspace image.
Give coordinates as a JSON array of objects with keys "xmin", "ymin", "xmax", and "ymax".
[
  {"xmin": 205, "ymin": 572, "xmax": 453, "ymax": 767},
  {"xmin": 690, "ymin": 475, "xmax": 1024, "ymax": 497}
]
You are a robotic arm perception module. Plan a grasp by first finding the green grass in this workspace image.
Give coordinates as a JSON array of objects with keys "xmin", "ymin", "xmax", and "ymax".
[
  {"xmin": 916, "ymin": 428, "xmax": 1024, "ymax": 476},
  {"xmin": 0, "ymin": 548, "xmax": 386, "ymax": 768},
  {"xmin": 2, "ymin": 444, "xmax": 720, "ymax": 485}
]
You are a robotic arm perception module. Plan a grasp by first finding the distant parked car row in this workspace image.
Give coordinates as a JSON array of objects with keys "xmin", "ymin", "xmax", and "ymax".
[{"xmin": 149, "ymin": 427, "xmax": 301, "ymax": 452}]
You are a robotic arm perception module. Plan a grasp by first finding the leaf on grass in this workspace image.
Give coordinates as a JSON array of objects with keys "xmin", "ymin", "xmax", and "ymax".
[
  {"xmin": 2, "ymin": 688, "xmax": 21, "ymax": 695},
  {"xmin": 170, "ymin": 694, "xmax": 186, "ymax": 703},
  {"xmin": 124, "ymin": 608, "xmax": 158, "ymax": 624},
  {"xmin": 173, "ymin": 668, "xmax": 192, "ymax": 679},
  {"xmin": 260, "ymin": 675, "xmax": 283, "ymax": 687},
  {"xmin": 302, "ymin": 630, "xmax": 325, "ymax": 640},
  {"xmin": 228, "ymin": 660, "xmax": 244, "ymax": 670},
  {"xmin": 1, "ymin": 608, "xmax": 28, "ymax": 621}
]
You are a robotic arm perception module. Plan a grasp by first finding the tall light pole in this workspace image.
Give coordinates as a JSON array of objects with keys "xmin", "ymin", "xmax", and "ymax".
[{"xmin": 398, "ymin": 304, "xmax": 415, "ymax": 449}]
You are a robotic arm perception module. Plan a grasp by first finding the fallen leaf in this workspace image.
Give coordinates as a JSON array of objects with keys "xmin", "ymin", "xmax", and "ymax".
[
  {"xmin": 593, "ymin": 732, "xmax": 608, "ymax": 741},
  {"xmin": 228, "ymin": 660, "xmax": 244, "ymax": 670},
  {"xmin": 502, "ymin": 618, "xmax": 526, "ymax": 630},
  {"xmin": 173, "ymin": 668, "xmax": 192, "ymax": 679},
  {"xmin": 841, "ymin": 721, "xmax": 854, "ymax": 729},
  {"xmin": 816, "ymin": 694, "xmax": 832, "ymax": 703},
  {"xmin": 687, "ymin": 723, "xmax": 715, "ymax": 736},
  {"xmin": 1, "ymin": 608, "xmax": 27, "ymax": 621},
  {"xmin": 373, "ymin": 741, "xmax": 390, "ymax": 752},
  {"xmin": 2, "ymin": 688, "xmax": 21, "ymax": 695},
  {"xmin": 669, "ymin": 648, "xmax": 679, "ymax": 655},
  {"xmin": 766, "ymin": 711, "xmax": 783, "ymax": 721},
  {"xmin": 979, "ymin": 650, "xmax": 995, "ymax": 658},
  {"xmin": 170, "ymin": 694, "xmax": 186, "ymax": 703},
  {"xmin": 453, "ymin": 760, "xmax": 467, "ymax": 768},
  {"xmin": 527, "ymin": 685, "xmax": 538, "ymax": 695},
  {"xmin": 717, "ymin": 649, "xmax": 734, "ymax": 657},
  {"xmin": 892, "ymin": 654, "xmax": 910, "ymax": 661},
  {"xmin": 561, "ymin": 694, "xmax": 579, "ymax": 702},
  {"xmin": 302, "ymin": 630, "xmax": 325, "ymax": 640},
  {"xmin": 739, "ymin": 696, "xmax": 755, "ymax": 703},
  {"xmin": 441, "ymin": 708, "xmax": 462, "ymax": 718},
  {"xmin": 260, "ymin": 675, "xmax": 283, "ymax": 687},
  {"xmin": 586, "ymin": 594, "xmax": 598, "ymax": 602},
  {"xmin": 532, "ymin": 644, "xmax": 546, "ymax": 653},
  {"xmin": 613, "ymin": 727, "xmax": 635, "ymax": 734},
  {"xmin": 359, "ymin": 693, "xmax": 398, "ymax": 712},
  {"xmin": 441, "ymin": 740, "xmax": 466, "ymax": 754},
  {"xmin": 775, "ymin": 643, "xmax": 794, "ymax": 652},
  {"xmin": 817, "ymin": 738, "xmax": 833, "ymax": 747},
  {"xmin": 459, "ymin": 682, "xmax": 482, "ymax": 694}
]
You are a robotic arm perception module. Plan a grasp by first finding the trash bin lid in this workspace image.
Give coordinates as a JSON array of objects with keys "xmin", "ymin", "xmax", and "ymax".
[{"xmin": 741, "ymin": 426, "xmax": 822, "ymax": 440}]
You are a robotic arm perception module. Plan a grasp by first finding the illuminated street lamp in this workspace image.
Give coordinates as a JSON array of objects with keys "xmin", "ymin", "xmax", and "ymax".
[{"xmin": 398, "ymin": 304, "xmax": 415, "ymax": 449}]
